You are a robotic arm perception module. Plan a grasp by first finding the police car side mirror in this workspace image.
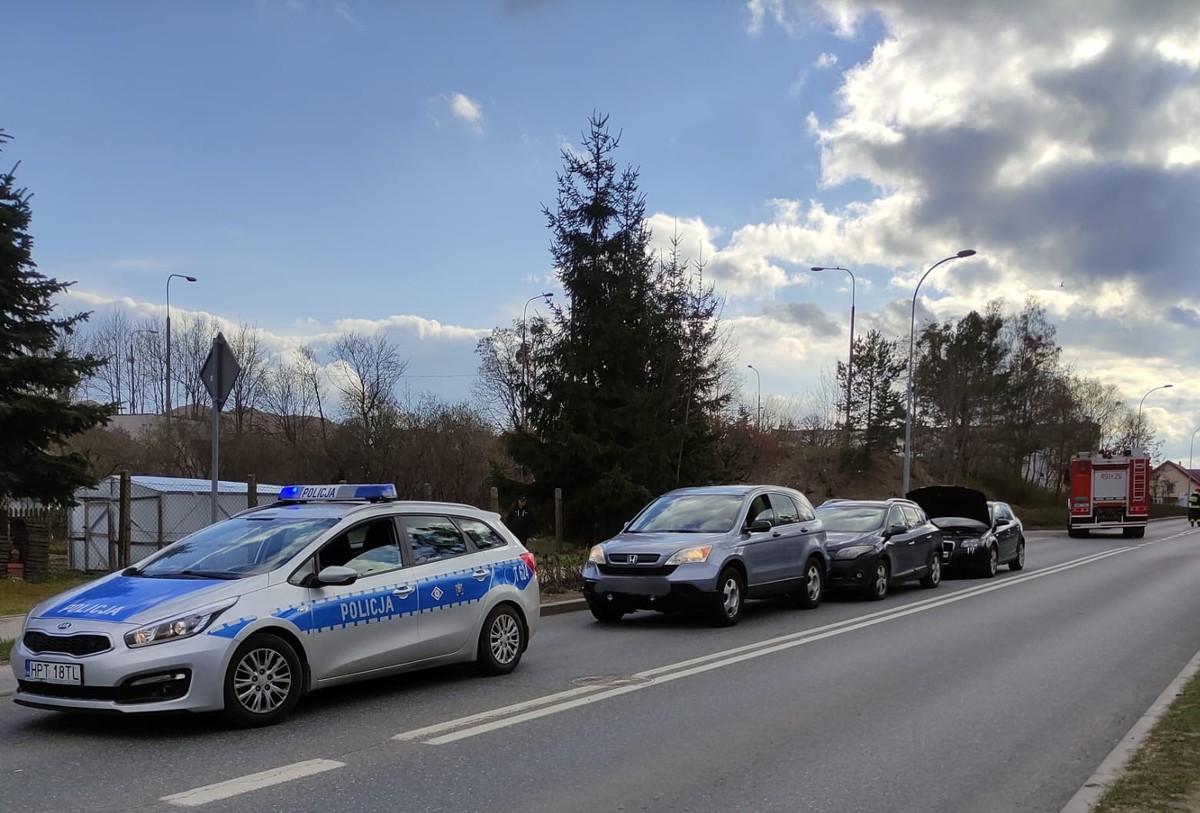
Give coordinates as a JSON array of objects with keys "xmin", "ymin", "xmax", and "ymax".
[{"xmin": 316, "ymin": 565, "xmax": 359, "ymax": 586}]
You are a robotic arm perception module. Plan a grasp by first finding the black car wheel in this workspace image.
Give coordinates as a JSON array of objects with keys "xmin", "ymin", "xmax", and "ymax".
[
  {"xmin": 588, "ymin": 600, "xmax": 626, "ymax": 624},
  {"xmin": 920, "ymin": 554, "xmax": 941, "ymax": 588},
  {"xmin": 866, "ymin": 559, "xmax": 889, "ymax": 601},
  {"xmin": 792, "ymin": 557, "xmax": 824, "ymax": 610},
  {"xmin": 223, "ymin": 633, "xmax": 303, "ymax": 728},
  {"xmin": 982, "ymin": 545, "xmax": 998, "ymax": 578},
  {"xmin": 709, "ymin": 567, "xmax": 745, "ymax": 627},
  {"xmin": 1009, "ymin": 538, "xmax": 1026, "ymax": 571},
  {"xmin": 476, "ymin": 604, "xmax": 526, "ymax": 675}
]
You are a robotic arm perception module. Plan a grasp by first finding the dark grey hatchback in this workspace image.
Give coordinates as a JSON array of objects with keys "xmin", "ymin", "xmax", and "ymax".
[
  {"xmin": 815, "ymin": 498, "xmax": 942, "ymax": 600},
  {"xmin": 581, "ymin": 485, "xmax": 829, "ymax": 626}
]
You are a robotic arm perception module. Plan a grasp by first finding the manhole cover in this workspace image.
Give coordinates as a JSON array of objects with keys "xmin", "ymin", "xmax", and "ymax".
[{"xmin": 572, "ymin": 674, "xmax": 651, "ymax": 688}]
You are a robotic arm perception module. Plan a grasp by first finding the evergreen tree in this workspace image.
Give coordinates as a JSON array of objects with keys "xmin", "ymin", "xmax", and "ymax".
[
  {"xmin": 836, "ymin": 329, "xmax": 906, "ymax": 460},
  {"xmin": 0, "ymin": 130, "xmax": 114, "ymax": 506},
  {"xmin": 510, "ymin": 114, "xmax": 730, "ymax": 541}
]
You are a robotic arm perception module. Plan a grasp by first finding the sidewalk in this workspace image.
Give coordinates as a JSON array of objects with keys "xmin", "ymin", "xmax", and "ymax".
[{"xmin": 1, "ymin": 614, "xmax": 23, "ymax": 697}]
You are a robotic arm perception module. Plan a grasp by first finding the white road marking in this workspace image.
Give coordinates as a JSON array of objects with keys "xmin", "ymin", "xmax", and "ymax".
[
  {"xmin": 396, "ymin": 547, "xmax": 1132, "ymax": 745},
  {"xmin": 160, "ymin": 759, "xmax": 345, "ymax": 807}
]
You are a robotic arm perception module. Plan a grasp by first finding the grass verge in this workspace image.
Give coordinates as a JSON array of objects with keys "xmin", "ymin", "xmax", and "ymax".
[
  {"xmin": 1092, "ymin": 667, "xmax": 1200, "ymax": 812},
  {"xmin": 0, "ymin": 572, "xmax": 94, "ymax": 617},
  {"xmin": 0, "ymin": 638, "xmax": 12, "ymax": 665}
]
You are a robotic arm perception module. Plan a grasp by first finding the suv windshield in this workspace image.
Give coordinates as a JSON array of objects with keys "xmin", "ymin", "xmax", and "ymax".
[
  {"xmin": 136, "ymin": 516, "xmax": 339, "ymax": 578},
  {"xmin": 816, "ymin": 505, "xmax": 886, "ymax": 533},
  {"xmin": 628, "ymin": 493, "xmax": 744, "ymax": 533}
]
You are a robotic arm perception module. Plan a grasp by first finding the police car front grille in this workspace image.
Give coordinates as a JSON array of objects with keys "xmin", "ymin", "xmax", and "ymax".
[{"xmin": 23, "ymin": 631, "xmax": 112, "ymax": 657}]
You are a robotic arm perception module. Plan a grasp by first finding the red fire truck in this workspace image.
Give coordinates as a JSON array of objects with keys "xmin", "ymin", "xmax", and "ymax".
[{"xmin": 1066, "ymin": 447, "xmax": 1150, "ymax": 538}]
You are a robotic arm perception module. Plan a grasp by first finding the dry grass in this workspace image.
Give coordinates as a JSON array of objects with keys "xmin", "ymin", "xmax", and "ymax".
[{"xmin": 1093, "ymin": 671, "xmax": 1200, "ymax": 812}]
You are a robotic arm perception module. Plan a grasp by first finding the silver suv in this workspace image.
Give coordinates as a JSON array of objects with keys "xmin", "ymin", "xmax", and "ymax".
[{"xmin": 582, "ymin": 485, "xmax": 828, "ymax": 626}]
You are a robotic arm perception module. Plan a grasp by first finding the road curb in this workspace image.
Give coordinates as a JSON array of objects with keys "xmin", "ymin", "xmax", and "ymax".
[
  {"xmin": 1060, "ymin": 644, "xmax": 1200, "ymax": 812},
  {"xmin": 539, "ymin": 598, "xmax": 587, "ymax": 617}
]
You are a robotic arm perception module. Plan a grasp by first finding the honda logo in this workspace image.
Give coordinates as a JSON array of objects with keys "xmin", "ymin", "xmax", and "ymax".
[{"xmin": 625, "ymin": 555, "xmax": 639, "ymax": 564}]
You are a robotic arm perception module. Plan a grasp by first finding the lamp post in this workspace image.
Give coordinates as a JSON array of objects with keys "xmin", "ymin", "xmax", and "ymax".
[
  {"xmin": 521, "ymin": 292, "xmax": 553, "ymax": 426},
  {"xmin": 901, "ymin": 249, "xmax": 977, "ymax": 495},
  {"xmin": 128, "ymin": 328, "xmax": 158, "ymax": 414},
  {"xmin": 1135, "ymin": 384, "xmax": 1173, "ymax": 449},
  {"xmin": 811, "ymin": 265, "xmax": 855, "ymax": 436},
  {"xmin": 165, "ymin": 274, "xmax": 197, "ymax": 419},
  {"xmin": 747, "ymin": 364, "xmax": 761, "ymax": 430},
  {"xmin": 1188, "ymin": 425, "xmax": 1200, "ymax": 476}
]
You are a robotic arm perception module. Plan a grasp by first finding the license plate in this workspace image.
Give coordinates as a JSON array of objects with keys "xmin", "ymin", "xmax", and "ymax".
[{"xmin": 25, "ymin": 661, "xmax": 83, "ymax": 685}]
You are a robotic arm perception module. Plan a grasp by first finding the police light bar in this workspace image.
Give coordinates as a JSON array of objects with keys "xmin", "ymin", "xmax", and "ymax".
[{"xmin": 278, "ymin": 484, "xmax": 398, "ymax": 502}]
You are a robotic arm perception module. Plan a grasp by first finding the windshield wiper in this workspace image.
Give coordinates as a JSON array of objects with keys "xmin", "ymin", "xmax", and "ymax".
[
  {"xmin": 121, "ymin": 566, "xmax": 142, "ymax": 577},
  {"xmin": 143, "ymin": 570, "xmax": 243, "ymax": 580}
]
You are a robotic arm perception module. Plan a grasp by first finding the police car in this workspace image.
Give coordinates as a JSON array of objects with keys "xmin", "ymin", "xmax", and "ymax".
[{"xmin": 10, "ymin": 484, "xmax": 540, "ymax": 727}]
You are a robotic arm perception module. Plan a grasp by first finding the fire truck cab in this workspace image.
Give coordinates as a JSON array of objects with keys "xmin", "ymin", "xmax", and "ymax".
[{"xmin": 1066, "ymin": 447, "xmax": 1150, "ymax": 538}]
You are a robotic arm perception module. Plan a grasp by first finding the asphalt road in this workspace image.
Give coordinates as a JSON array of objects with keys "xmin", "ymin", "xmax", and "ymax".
[{"xmin": 3, "ymin": 520, "xmax": 1200, "ymax": 813}]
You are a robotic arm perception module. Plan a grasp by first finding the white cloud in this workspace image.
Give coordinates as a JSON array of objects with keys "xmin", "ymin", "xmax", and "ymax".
[
  {"xmin": 815, "ymin": 52, "xmax": 837, "ymax": 68},
  {"xmin": 448, "ymin": 92, "xmax": 484, "ymax": 133}
]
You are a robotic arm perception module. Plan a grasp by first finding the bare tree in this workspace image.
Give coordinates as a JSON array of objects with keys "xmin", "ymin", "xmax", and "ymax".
[
  {"xmin": 328, "ymin": 331, "xmax": 408, "ymax": 479},
  {"xmin": 228, "ymin": 323, "xmax": 269, "ymax": 433},
  {"xmin": 173, "ymin": 313, "xmax": 221, "ymax": 418}
]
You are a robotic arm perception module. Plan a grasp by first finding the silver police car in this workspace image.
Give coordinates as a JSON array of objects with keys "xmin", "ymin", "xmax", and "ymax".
[{"xmin": 11, "ymin": 484, "xmax": 540, "ymax": 727}]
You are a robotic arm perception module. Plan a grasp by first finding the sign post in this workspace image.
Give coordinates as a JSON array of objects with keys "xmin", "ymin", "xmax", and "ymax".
[{"xmin": 200, "ymin": 332, "xmax": 241, "ymax": 524}]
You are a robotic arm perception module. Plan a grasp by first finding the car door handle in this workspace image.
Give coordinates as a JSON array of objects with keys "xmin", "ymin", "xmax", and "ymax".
[
  {"xmin": 907, "ymin": 540, "xmax": 917, "ymax": 545},
  {"xmin": 392, "ymin": 585, "xmax": 414, "ymax": 598},
  {"xmin": 473, "ymin": 569, "xmax": 489, "ymax": 581}
]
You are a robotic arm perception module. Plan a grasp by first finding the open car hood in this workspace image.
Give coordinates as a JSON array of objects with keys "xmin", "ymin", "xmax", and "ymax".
[{"xmin": 906, "ymin": 485, "xmax": 991, "ymax": 526}]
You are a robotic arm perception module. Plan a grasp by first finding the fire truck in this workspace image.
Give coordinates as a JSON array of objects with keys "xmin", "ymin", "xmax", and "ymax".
[{"xmin": 1066, "ymin": 447, "xmax": 1150, "ymax": 538}]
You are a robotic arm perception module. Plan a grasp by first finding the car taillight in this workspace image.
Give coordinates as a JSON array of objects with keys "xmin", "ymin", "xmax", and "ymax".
[{"xmin": 520, "ymin": 551, "xmax": 537, "ymax": 574}]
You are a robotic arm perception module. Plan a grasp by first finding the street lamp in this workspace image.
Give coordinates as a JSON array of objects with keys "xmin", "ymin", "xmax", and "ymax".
[
  {"xmin": 128, "ymin": 328, "xmax": 158, "ymax": 414},
  {"xmin": 901, "ymin": 249, "xmax": 977, "ymax": 495},
  {"xmin": 747, "ymin": 364, "xmax": 761, "ymax": 430},
  {"xmin": 521, "ymin": 292, "xmax": 553, "ymax": 426},
  {"xmin": 1135, "ymin": 384, "xmax": 1173, "ymax": 449},
  {"xmin": 811, "ymin": 265, "xmax": 855, "ymax": 436},
  {"xmin": 165, "ymin": 273, "xmax": 197, "ymax": 419},
  {"xmin": 1188, "ymin": 425, "xmax": 1200, "ymax": 476}
]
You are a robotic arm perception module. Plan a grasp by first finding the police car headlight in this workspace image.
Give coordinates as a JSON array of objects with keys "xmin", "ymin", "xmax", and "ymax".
[
  {"xmin": 665, "ymin": 545, "xmax": 713, "ymax": 565},
  {"xmin": 124, "ymin": 598, "xmax": 239, "ymax": 648},
  {"xmin": 588, "ymin": 545, "xmax": 606, "ymax": 564}
]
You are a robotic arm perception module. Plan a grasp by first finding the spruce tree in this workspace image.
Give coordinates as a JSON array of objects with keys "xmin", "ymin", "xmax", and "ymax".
[
  {"xmin": 510, "ymin": 114, "xmax": 729, "ymax": 540},
  {"xmin": 0, "ymin": 130, "xmax": 114, "ymax": 506}
]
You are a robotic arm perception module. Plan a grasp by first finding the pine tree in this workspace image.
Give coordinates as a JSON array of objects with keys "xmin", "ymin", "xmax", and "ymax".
[
  {"xmin": 510, "ymin": 114, "xmax": 730, "ymax": 541},
  {"xmin": 0, "ymin": 130, "xmax": 114, "ymax": 506}
]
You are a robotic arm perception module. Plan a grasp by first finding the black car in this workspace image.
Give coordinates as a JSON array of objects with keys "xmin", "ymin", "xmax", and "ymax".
[
  {"xmin": 814, "ymin": 498, "xmax": 942, "ymax": 600},
  {"xmin": 906, "ymin": 486, "xmax": 1025, "ymax": 577}
]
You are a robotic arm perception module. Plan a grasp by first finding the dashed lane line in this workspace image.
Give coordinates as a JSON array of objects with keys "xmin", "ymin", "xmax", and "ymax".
[{"xmin": 159, "ymin": 759, "xmax": 345, "ymax": 807}]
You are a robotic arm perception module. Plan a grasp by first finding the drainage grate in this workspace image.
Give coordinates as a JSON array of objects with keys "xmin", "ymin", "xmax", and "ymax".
[{"xmin": 571, "ymin": 675, "xmax": 651, "ymax": 688}]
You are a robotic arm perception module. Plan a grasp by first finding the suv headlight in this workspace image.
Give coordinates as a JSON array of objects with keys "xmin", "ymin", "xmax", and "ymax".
[
  {"xmin": 832, "ymin": 545, "xmax": 875, "ymax": 560},
  {"xmin": 665, "ymin": 545, "xmax": 712, "ymax": 566},
  {"xmin": 124, "ymin": 598, "xmax": 238, "ymax": 648},
  {"xmin": 588, "ymin": 545, "xmax": 606, "ymax": 564}
]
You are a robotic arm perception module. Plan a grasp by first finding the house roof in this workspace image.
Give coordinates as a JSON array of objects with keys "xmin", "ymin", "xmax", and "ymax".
[{"xmin": 1153, "ymin": 460, "xmax": 1200, "ymax": 487}]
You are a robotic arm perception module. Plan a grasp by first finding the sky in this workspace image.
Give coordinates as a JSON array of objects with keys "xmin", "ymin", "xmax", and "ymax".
[{"xmin": 5, "ymin": 0, "xmax": 1200, "ymax": 466}]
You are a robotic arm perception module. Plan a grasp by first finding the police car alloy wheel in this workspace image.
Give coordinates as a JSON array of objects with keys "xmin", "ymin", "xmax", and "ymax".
[
  {"xmin": 223, "ymin": 633, "xmax": 303, "ymax": 728},
  {"xmin": 477, "ymin": 605, "xmax": 525, "ymax": 675}
]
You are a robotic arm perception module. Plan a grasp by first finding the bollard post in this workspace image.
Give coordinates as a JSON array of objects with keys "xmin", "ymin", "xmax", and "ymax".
[{"xmin": 555, "ymin": 488, "xmax": 563, "ymax": 550}]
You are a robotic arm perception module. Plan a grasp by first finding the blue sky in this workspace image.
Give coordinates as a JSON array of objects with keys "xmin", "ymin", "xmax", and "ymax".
[{"xmin": 6, "ymin": 1, "xmax": 1200, "ymax": 466}]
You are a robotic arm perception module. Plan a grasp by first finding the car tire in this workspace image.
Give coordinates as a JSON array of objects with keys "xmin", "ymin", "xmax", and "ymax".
[
  {"xmin": 866, "ymin": 559, "xmax": 889, "ymax": 601},
  {"xmin": 919, "ymin": 555, "xmax": 941, "ymax": 589},
  {"xmin": 708, "ymin": 567, "xmax": 746, "ymax": 627},
  {"xmin": 223, "ymin": 633, "xmax": 303, "ymax": 728},
  {"xmin": 1009, "ymin": 538, "xmax": 1026, "ymax": 571},
  {"xmin": 476, "ymin": 604, "xmax": 526, "ymax": 676},
  {"xmin": 792, "ymin": 557, "xmax": 824, "ymax": 610},
  {"xmin": 588, "ymin": 600, "xmax": 626, "ymax": 624},
  {"xmin": 982, "ymin": 545, "xmax": 998, "ymax": 578}
]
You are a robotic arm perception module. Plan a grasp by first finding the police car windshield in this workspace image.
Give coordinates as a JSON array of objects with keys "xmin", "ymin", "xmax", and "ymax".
[{"xmin": 137, "ymin": 516, "xmax": 339, "ymax": 578}]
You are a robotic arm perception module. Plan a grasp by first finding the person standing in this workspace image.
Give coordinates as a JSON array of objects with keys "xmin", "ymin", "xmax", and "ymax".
[
  {"xmin": 505, "ymin": 495, "xmax": 535, "ymax": 543},
  {"xmin": 1189, "ymin": 489, "xmax": 1200, "ymax": 527}
]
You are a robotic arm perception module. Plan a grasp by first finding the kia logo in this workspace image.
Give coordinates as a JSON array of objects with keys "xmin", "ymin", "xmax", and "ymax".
[{"xmin": 56, "ymin": 622, "xmax": 72, "ymax": 630}]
